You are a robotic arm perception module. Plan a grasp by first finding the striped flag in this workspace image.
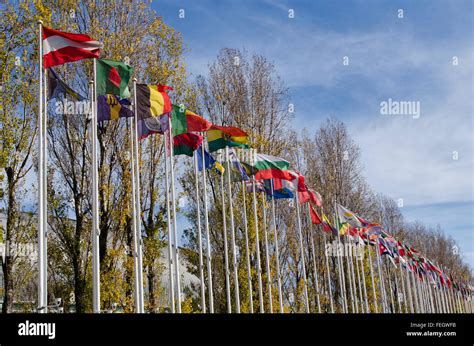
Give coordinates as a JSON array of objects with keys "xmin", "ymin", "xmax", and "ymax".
[{"xmin": 42, "ymin": 26, "xmax": 102, "ymax": 68}]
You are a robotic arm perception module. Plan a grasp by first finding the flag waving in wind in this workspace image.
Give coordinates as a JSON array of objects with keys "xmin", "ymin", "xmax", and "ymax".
[{"xmin": 42, "ymin": 26, "xmax": 102, "ymax": 68}]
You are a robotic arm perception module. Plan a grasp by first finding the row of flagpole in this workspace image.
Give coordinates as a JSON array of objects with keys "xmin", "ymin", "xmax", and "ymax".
[{"xmin": 35, "ymin": 22, "xmax": 474, "ymax": 315}]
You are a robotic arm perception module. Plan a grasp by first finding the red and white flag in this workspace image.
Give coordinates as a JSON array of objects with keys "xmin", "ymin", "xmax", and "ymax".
[{"xmin": 42, "ymin": 26, "xmax": 102, "ymax": 68}]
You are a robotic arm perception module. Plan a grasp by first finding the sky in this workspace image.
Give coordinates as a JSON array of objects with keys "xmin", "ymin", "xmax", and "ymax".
[{"xmin": 151, "ymin": 0, "xmax": 474, "ymax": 268}]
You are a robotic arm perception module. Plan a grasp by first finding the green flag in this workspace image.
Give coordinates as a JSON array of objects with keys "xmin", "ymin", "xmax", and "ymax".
[{"xmin": 96, "ymin": 59, "xmax": 133, "ymax": 98}]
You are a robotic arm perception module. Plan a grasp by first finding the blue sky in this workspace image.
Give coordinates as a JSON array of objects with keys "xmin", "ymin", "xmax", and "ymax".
[{"xmin": 152, "ymin": 0, "xmax": 473, "ymax": 267}]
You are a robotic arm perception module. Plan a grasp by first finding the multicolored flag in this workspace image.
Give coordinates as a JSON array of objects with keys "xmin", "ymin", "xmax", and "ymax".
[
  {"xmin": 171, "ymin": 104, "xmax": 212, "ymax": 136},
  {"xmin": 309, "ymin": 204, "xmax": 322, "ymax": 225},
  {"xmin": 336, "ymin": 204, "xmax": 363, "ymax": 228},
  {"xmin": 207, "ymin": 125, "xmax": 249, "ymax": 152},
  {"xmin": 96, "ymin": 59, "xmax": 133, "ymax": 98},
  {"xmin": 136, "ymin": 84, "xmax": 173, "ymax": 139},
  {"xmin": 196, "ymin": 146, "xmax": 225, "ymax": 175},
  {"xmin": 321, "ymin": 212, "xmax": 338, "ymax": 236},
  {"xmin": 228, "ymin": 148, "xmax": 250, "ymax": 182},
  {"xmin": 264, "ymin": 178, "xmax": 295, "ymax": 199},
  {"xmin": 47, "ymin": 68, "xmax": 86, "ymax": 101},
  {"xmin": 173, "ymin": 133, "xmax": 203, "ymax": 157},
  {"xmin": 42, "ymin": 26, "xmax": 102, "ymax": 68},
  {"xmin": 253, "ymin": 153, "xmax": 293, "ymax": 181},
  {"xmin": 97, "ymin": 94, "xmax": 133, "ymax": 121}
]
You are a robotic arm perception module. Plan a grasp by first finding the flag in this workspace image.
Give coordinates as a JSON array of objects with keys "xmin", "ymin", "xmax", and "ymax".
[
  {"xmin": 253, "ymin": 153, "xmax": 293, "ymax": 181},
  {"xmin": 97, "ymin": 94, "xmax": 133, "ymax": 122},
  {"xmin": 42, "ymin": 26, "xmax": 102, "ymax": 68},
  {"xmin": 47, "ymin": 68, "xmax": 86, "ymax": 101},
  {"xmin": 171, "ymin": 104, "xmax": 212, "ymax": 136},
  {"xmin": 336, "ymin": 204, "xmax": 363, "ymax": 228},
  {"xmin": 245, "ymin": 180, "xmax": 265, "ymax": 193},
  {"xmin": 309, "ymin": 204, "xmax": 322, "ymax": 225},
  {"xmin": 136, "ymin": 84, "xmax": 172, "ymax": 118},
  {"xmin": 299, "ymin": 188, "xmax": 322, "ymax": 207},
  {"xmin": 173, "ymin": 133, "xmax": 203, "ymax": 157},
  {"xmin": 207, "ymin": 125, "xmax": 249, "ymax": 152},
  {"xmin": 96, "ymin": 59, "xmax": 133, "ymax": 98},
  {"xmin": 321, "ymin": 212, "xmax": 338, "ymax": 236},
  {"xmin": 228, "ymin": 148, "xmax": 250, "ymax": 182},
  {"xmin": 264, "ymin": 178, "xmax": 295, "ymax": 199},
  {"xmin": 136, "ymin": 84, "xmax": 173, "ymax": 139},
  {"xmin": 196, "ymin": 146, "xmax": 225, "ymax": 175}
]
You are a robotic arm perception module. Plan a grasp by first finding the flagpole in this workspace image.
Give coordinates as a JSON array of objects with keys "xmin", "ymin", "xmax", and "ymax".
[
  {"xmin": 225, "ymin": 146, "xmax": 240, "ymax": 313},
  {"xmin": 167, "ymin": 115, "xmax": 181, "ymax": 313},
  {"xmin": 201, "ymin": 144, "xmax": 214, "ymax": 313},
  {"xmin": 386, "ymin": 264, "xmax": 395, "ymax": 312},
  {"xmin": 250, "ymin": 149, "xmax": 264, "ymax": 313},
  {"xmin": 91, "ymin": 59, "xmax": 101, "ymax": 313},
  {"xmin": 375, "ymin": 240, "xmax": 387, "ymax": 313},
  {"xmin": 398, "ymin": 262, "xmax": 408, "ymax": 313},
  {"xmin": 405, "ymin": 265, "xmax": 414, "ymax": 313},
  {"xmin": 194, "ymin": 151, "xmax": 206, "ymax": 313},
  {"xmin": 358, "ymin": 246, "xmax": 369, "ymax": 313},
  {"xmin": 322, "ymin": 232, "xmax": 335, "ymax": 313},
  {"xmin": 333, "ymin": 206, "xmax": 348, "ymax": 313},
  {"xmin": 132, "ymin": 79, "xmax": 145, "ymax": 313},
  {"xmin": 261, "ymin": 191, "xmax": 273, "ymax": 313},
  {"xmin": 353, "ymin": 242, "xmax": 366, "ymax": 312},
  {"xmin": 295, "ymin": 192, "xmax": 310, "ymax": 313},
  {"xmin": 241, "ymin": 181, "xmax": 254, "ymax": 313},
  {"xmin": 129, "ymin": 115, "xmax": 141, "ymax": 312},
  {"xmin": 347, "ymin": 238, "xmax": 358, "ymax": 313},
  {"xmin": 270, "ymin": 180, "xmax": 283, "ymax": 313},
  {"xmin": 164, "ymin": 136, "xmax": 175, "ymax": 313},
  {"xmin": 37, "ymin": 20, "xmax": 46, "ymax": 314},
  {"xmin": 42, "ymin": 49, "xmax": 49, "ymax": 313},
  {"xmin": 307, "ymin": 204, "xmax": 321, "ymax": 313},
  {"xmin": 219, "ymin": 164, "xmax": 231, "ymax": 313},
  {"xmin": 367, "ymin": 243, "xmax": 378, "ymax": 313}
]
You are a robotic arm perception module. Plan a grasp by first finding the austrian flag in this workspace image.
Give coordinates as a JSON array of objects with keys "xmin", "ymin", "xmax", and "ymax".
[{"xmin": 42, "ymin": 26, "xmax": 102, "ymax": 68}]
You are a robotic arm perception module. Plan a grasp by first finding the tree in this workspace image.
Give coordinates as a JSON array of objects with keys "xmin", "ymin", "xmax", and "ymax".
[{"xmin": 0, "ymin": 1, "xmax": 48, "ymax": 313}]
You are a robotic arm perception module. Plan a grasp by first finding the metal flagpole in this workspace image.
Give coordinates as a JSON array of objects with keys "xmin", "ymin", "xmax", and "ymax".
[
  {"xmin": 201, "ymin": 144, "xmax": 213, "ymax": 313},
  {"xmin": 220, "ymin": 164, "xmax": 231, "ymax": 313},
  {"xmin": 261, "ymin": 192, "xmax": 273, "ymax": 313},
  {"xmin": 241, "ymin": 181, "xmax": 254, "ymax": 313},
  {"xmin": 375, "ymin": 240, "xmax": 387, "ymax": 313},
  {"xmin": 167, "ymin": 116, "xmax": 181, "ymax": 312},
  {"xmin": 367, "ymin": 243, "xmax": 378, "ymax": 313},
  {"xmin": 347, "ymin": 239, "xmax": 358, "ymax": 313},
  {"xmin": 164, "ymin": 136, "xmax": 175, "ymax": 312},
  {"xmin": 358, "ymin": 247, "xmax": 369, "ymax": 313},
  {"xmin": 411, "ymin": 270, "xmax": 420, "ymax": 313},
  {"xmin": 42, "ymin": 48, "xmax": 49, "ymax": 313},
  {"xmin": 129, "ymin": 116, "xmax": 141, "ymax": 313},
  {"xmin": 250, "ymin": 150, "xmax": 264, "ymax": 312},
  {"xmin": 405, "ymin": 266, "xmax": 414, "ymax": 313},
  {"xmin": 334, "ymin": 209, "xmax": 348, "ymax": 313},
  {"xmin": 398, "ymin": 262, "xmax": 408, "ymax": 313},
  {"xmin": 225, "ymin": 146, "xmax": 240, "ymax": 313},
  {"xmin": 323, "ymin": 232, "xmax": 335, "ymax": 313},
  {"xmin": 295, "ymin": 192, "xmax": 310, "ymax": 313},
  {"xmin": 270, "ymin": 180, "xmax": 283, "ymax": 313},
  {"xmin": 353, "ymin": 242, "xmax": 365, "ymax": 313},
  {"xmin": 194, "ymin": 151, "xmax": 206, "ymax": 312},
  {"xmin": 132, "ymin": 80, "xmax": 145, "ymax": 313},
  {"xmin": 91, "ymin": 59, "xmax": 101, "ymax": 313},
  {"xmin": 37, "ymin": 20, "xmax": 46, "ymax": 313},
  {"xmin": 386, "ymin": 264, "xmax": 395, "ymax": 313},
  {"xmin": 307, "ymin": 204, "xmax": 321, "ymax": 313}
]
